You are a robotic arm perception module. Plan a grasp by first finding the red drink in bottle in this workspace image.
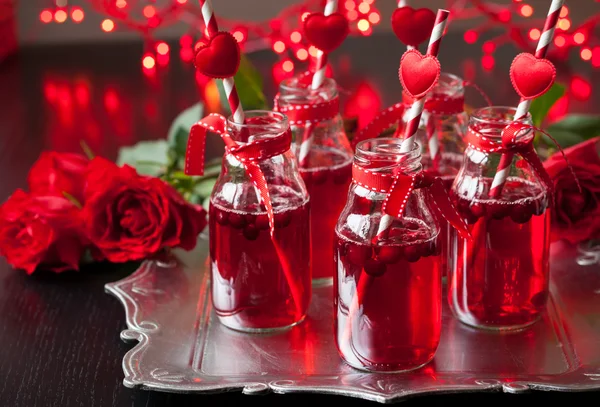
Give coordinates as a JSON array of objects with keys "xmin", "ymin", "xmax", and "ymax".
[
  {"xmin": 207, "ymin": 111, "xmax": 312, "ymax": 332},
  {"xmin": 448, "ymin": 107, "xmax": 551, "ymax": 330},
  {"xmin": 210, "ymin": 201, "xmax": 311, "ymax": 330},
  {"xmin": 276, "ymin": 77, "xmax": 353, "ymax": 283},
  {"xmin": 449, "ymin": 179, "xmax": 550, "ymax": 329},
  {"xmin": 335, "ymin": 218, "xmax": 441, "ymax": 372},
  {"xmin": 334, "ymin": 138, "xmax": 442, "ymax": 372},
  {"xmin": 300, "ymin": 148, "xmax": 352, "ymax": 281}
]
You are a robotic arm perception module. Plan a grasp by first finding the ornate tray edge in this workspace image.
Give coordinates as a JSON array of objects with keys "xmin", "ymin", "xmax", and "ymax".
[{"xmin": 105, "ymin": 260, "xmax": 600, "ymax": 403}]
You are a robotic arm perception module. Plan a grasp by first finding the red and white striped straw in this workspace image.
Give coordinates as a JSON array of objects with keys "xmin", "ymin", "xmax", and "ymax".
[
  {"xmin": 376, "ymin": 9, "xmax": 449, "ymax": 240},
  {"xmin": 490, "ymin": 0, "xmax": 564, "ymax": 198},
  {"xmin": 199, "ymin": 0, "xmax": 245, "ymax": 125},
  {"xmin": 298, "ymin": 0, "xmax": 338, "ymax": 165},
  {"xmin": 400, "ymin": 9, "xmax": 448, "ymax": 153}
]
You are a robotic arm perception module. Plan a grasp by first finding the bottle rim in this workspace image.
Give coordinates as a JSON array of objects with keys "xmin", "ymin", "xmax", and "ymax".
[
  {"xmin": 227, "ymin": 110, "xmax": 288, "ymax": 130},
  {"xmin": 354, "ymin": 136, "xmax": 422, "ymax": 174},
  {"xmin": 470, "ymin": 106, "xmax": 532, "ymax": 127}
]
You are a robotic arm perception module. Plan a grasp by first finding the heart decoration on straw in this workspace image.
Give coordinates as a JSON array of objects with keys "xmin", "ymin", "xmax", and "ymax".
[
  {"xmin": 509, "ymin": 53, "xmax": 557, "ymax": 100},
  {"xmin": 391, "ymin": 7, "xmax": 436, "ymax": 48},
  {"xmin": 303, "ymin": 12, "xmax": 350, "ymax": 53},
  {"xmin": 398, "ymin": 49, "xmax": 441, "ymax": 99},
  {"xmin": 297, "ymin": 1, "xmax": 348, "ymax": 168},
  {"xmin": 194, "ymin": 32, "xmax": 241, "ymax": 79},
  {"xmin": 490, "ymin": 0, "xmax": 564, "ymax": 198},
  {"xmin": 188, "ymin": 0, "xmax": 303, "ymax": 320}
]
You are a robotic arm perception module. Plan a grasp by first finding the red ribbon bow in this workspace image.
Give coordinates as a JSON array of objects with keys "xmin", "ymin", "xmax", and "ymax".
[
  {"xmin": 352, "ymin": 164, "xmax": 471, "ymax": 239},
  {"xmin": 466, "ymin": 121, "xmax": 581, "ymax": 196},
  {"xmin": 184, "ymin": 113, "xmax": 292, "ymax": 236}
]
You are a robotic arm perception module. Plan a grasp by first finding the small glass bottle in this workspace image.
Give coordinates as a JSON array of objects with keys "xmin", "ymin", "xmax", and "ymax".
[
  {"xmin": 408, "ymin": 72, "xmax": 468, "ymax": 187},
  {"xmin": 277, "ymin": 77, "xmax": 353, "ymax": 284},
  {"xmin": 448, "ymin": 106, "xmax": 551, "ymax": 331},
  {"xmin": 406, "ymin": 72, "xmax": 469, "ymax": 279},
  {"xmin": 209, "ymin": 111, "xmax": 311, "ymax": 332},
  {"xmin": 334, "ymin": 137, "xmax": 442, "ymax": 372}
]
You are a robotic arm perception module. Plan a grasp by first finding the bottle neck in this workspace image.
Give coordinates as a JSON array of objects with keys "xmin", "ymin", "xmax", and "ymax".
[
  {"xmin": 354, "ymin": 138, "xmax": 422, "ymax": 176},
  {"xmin": 277, "ymin": 76, "xmax": 338, "ymax": 108},
  {"xmin": 227, "ymin": 110, "xmax": 289, "ymax": 144},
  {"xmin": 468, "ymin": 106, "xmax": 533, "ymax": 146}
]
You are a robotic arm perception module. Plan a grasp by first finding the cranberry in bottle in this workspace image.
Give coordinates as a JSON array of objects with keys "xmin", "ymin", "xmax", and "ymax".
[
  {"xmin": 447, "ymin": 106, "xmax": 551, "ymax": 331},
  {"xmin": 334, "ymin": 138, "xmax": 442, "ymax": 372},
  {"xmin": 209, "ymin": 111, "xmax": 311, "ymax": 332}
]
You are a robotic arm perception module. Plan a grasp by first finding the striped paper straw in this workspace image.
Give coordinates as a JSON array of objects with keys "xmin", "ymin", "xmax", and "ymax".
[
  {"xmin": 490, "ymin": 0, "xmax": 564, "ymax": 198},
  {"xmin": 199, "ymin": 0, "xmax": 245, "ymax": 126},
  {"xmin": 298, "ymin": 0, "xmax": 338, "ymax": 166},
  {"xmin": 392, "ymin": 0, "xmax": 413, "ymax": 139},
  {"xmin": 376, "ymin": 9, "xmax": 449, "ymax": 241}
]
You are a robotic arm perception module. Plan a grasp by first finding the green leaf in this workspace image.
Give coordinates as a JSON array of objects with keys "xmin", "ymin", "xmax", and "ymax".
[
  {"xmin": 547, "ymin": 114, "xmax": 600, "ymax": 140},
  {"xmin": 117, "ymin": 140, "xmax": 170, "ymax": 176},
  {"xmin": 202, "ymin": 196, "xmax": 211, "ymax": 212},
  {"xmin": 529, "ymin": 82, "xmax": 566, "ymax": 127},
  {"xmin": 543, "ymin": 128, "xmax": 586, "ymax": 149},
  {"xmin": 167, "ymin": 102, "xmax": 204, "ymax": 147},
  {"xmin": 171, "ymin": 127, "xmax": 190, "ymax": 158},
  {"xmin": 193, "ymin": 178, "xmax": 217, "ymax": 199},
  {"xmin": 217, "ymin": 54, "xmax": 268, "ymax": 113}
]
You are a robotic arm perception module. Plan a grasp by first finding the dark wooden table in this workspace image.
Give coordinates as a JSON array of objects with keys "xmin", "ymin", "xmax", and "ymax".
[{"xmin": 0, "ymin": 34, "xmax": 599, "ymax": 406}]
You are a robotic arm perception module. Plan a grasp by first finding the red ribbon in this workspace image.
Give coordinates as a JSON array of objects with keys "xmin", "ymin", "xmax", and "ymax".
[
  {"xmin": 403, "ymin": 91, "xmax": 464, "ymax": 116},
  {"xmin": 184, "ymin": 113, "xmax": 292, "ymax": 236},
  {"xmin": 353, "ymin": 80, "xmax": 492, "ymax": 148},
  {"xmin": 273, "ymin": 94, "xmax": 340, "ymax": 125},
  {"xmin": 466, "ymin": 121, "xmax": 582, "ymax": 196},
  {"xmin": 352, "ymin": 102, "xmax": 407, "ymax": 147},
  {"xmin": 351, "ymin": 163, "xmax": 471, "ymax": 239}
]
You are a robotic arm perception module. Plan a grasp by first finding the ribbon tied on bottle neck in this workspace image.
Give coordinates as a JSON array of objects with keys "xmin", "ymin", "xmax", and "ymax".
[
  {"xmin": 273, "ymin": 94, "xmax": 339, "ymax": 126},
  {"xmin": 352, "ymin": 80, "xmax": 491, "ymax": 148},
  {"xmin": 466, "ymin": 121, "xmax": 581, "ymax": 196},
  {"xmin": 351, "ymin": 163, "xmax": 471, "ymax": 239},
  {"xmin": 184, "ymin": 113, "xmax": 292, "ymax": 237}
]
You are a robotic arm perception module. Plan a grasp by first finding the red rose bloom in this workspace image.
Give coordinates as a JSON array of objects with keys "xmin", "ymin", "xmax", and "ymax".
[
  {"xmin": 0, "ymin": 190, "xmax": 85, "ymax": 274},
  {"xmin": 544, "ymin": 136, "xmax": 600, "ymax": 244},
  {"xmin": 28, "ymin": 152, "xmax": 89, "ymax": 202},
  {"xmin": 82, "ymin": 158, "xmax": 207, "ymax": 262}
]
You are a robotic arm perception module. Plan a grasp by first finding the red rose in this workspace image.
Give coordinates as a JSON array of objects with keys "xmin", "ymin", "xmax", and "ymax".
[
  {"xmin": 82, "ymin": 158, "xmax": 207, "ymax": 262},
  {"xmin": 0, "ymin": 190, "xmax": 85, "ymax": 274},
  {"xmin": 28, "ymin": 152, "xmax": 89, "ymax": 202},
  {"xmin": 544, "ymin": 136, "xmax": 600, "ymax": 244}
]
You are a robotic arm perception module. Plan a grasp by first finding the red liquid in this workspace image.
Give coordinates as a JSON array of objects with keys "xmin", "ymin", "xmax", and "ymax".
[
  {"xmin": 209, "ymin": 202, "xmax": 311, "ymax": 331},
  {"xmin": 334, "ymin": 219, "xmax": 442, "ymax": 372},
  {"xmin": 301, "ymin": 149, "xmax": 352, "ymax": 282},
  {"xmin": 448, "ymin": 180, "xmax": 551, "ymax": 329},
  {"xmin": 422, "ymin": 152, "xmax": 463, "ymax": 280}
]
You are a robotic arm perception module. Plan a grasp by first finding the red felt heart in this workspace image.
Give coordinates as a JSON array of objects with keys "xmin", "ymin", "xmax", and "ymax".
[
  {"xmin": 194, "ymin": 32, "xmax": 240, "ymax": 79},
  {"xmin": 391, "ymin": 7, "xmax": 436, "ymax": 47},
  {"xmin": 398, "ymin": 49, "xmax": 441, "ymax": 99},
  {"xmin": 509, "ymin": 53, "xmax": 556, "ymax": 100},
  {"xmin": 303, "ymin": 12, "xmax": 349, "ymax": 53}
]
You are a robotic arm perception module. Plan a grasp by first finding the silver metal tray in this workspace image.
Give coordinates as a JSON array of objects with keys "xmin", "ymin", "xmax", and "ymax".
[{"xmin": 105, "ymin": 237, "xmax": 600, "ymax": 403}]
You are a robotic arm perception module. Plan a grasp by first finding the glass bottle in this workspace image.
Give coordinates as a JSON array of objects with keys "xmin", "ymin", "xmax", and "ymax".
[
  {"xmin": 448, "ymin": 106, "xmax": 551, "ymax": 331},
  {"xmin": 334, "ymin": 137, "xmax": 442, "ymax": 372},
  {"xmin": 405, "ymin": 72, "xmax": 469, "ymax": 279},
  {"xmin": 209, "ymin": 111, "xmax": 311, "ymax": 332},
  {"xmin": 277, "ymin": 77, "xmax": 353, "ymax": 284}
]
